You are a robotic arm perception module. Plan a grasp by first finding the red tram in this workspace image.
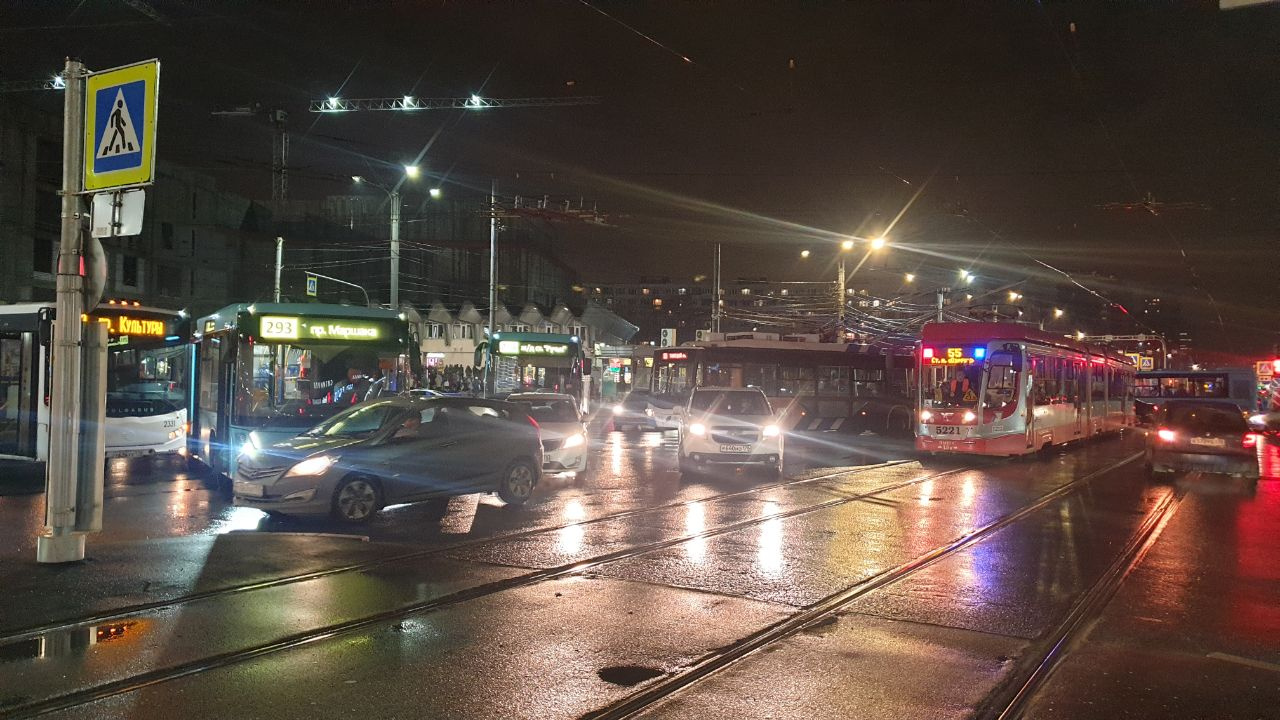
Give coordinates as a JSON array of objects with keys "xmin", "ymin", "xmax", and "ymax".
[{"xmin": 916, "ymin": 323, "xmax": 1136, "ymax": 456}]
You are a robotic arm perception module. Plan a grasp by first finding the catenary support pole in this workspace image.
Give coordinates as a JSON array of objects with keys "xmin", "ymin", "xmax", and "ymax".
[
  {"xmin": 38, "ymin": 57, "xmax": 87, "ymax": 563},
  {"xmin": 390, "ymin": 190, "xmax": 401, "ymax": 309},
  {"xmin": 274, "ymin": 236, "xmax": 283, "ymax": 302},
  {"xmin": 485, "ymin": 179, "xmax": 498, "ymax": 397}
]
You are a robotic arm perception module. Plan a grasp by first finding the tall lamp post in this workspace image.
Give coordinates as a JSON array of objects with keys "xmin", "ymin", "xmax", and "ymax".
[
  {"xmin": 800, "ymin": 235, "xmax": 888, "ymax": 324},
  {"xmin": 353, "ymin": 165, "xmax": 441, "ymax": 308}
]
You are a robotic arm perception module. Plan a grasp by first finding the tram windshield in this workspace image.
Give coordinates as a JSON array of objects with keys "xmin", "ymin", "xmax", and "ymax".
[{"xmin": 923, "ymin": 364, "xmax": 983, "ymax": 409}]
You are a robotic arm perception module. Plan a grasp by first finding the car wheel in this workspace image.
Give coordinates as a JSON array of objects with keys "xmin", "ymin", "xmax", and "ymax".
[
  {"xmin": 497, "ymin": 460, "xmax": 538, "ymax": 506},
  {"xmin": 332, "ymin": 476, "xmax": 381, "ymax": 523},
  {"xmin": 422, "ymin": 496, "xmax": 451, "ymax": 522}
]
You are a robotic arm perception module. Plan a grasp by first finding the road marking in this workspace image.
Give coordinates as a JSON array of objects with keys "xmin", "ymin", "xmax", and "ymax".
[{"xmin": 1207, "ymin": 651, "xmax": 1280, "ymax": 674}]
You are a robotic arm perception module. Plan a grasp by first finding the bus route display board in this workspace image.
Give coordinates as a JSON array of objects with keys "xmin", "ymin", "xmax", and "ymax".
[
  {"xmin": 255, "ymin": 315, "xmax": 397, "ymax": 343},
  {"xmin": 496, "ymin": 340, "xmax": 571, "ymax": 356},
  {"xmin": 922, "ymin": 346, "xmax": 986, "ymax": 366}
]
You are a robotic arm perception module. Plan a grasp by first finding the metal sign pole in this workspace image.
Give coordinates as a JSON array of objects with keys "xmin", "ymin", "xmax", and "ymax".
[{"xmin": 38, "ymin": 57, "xmax": 88, "ymax": 563}]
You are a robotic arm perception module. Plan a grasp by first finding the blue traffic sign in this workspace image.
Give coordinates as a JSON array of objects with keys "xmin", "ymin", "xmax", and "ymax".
[
  {"xmin": 306, "ymin": 275, "xmax": 318, "ymax": 297},
  {"xmin": 83, "ymin": 60, "xmax": 159, "ymax": 191}
]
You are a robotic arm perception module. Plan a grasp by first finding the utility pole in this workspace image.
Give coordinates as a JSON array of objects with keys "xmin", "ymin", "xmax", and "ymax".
[
  {"xmin": 39, "ymin": 58, "xmax": 88, "ymax": 563},
  {"xmin": 936, "ymin": 287, "xmax": 948, "ymax": 323},
  {"xmin": 712, "ymin": 243, "xmax": 722, "ymax": 333},
  {"xmin": 836, "ymin": 256, "xmax": 847, "ymax": 324},
  {"xmin": 485, "ymin": 179, "xmax": 498, "ymax": 397},
  {"xmin": 389, "ymin": 189, "xmax": 401, "ymax": 309},
  {"xmin": 274, "ymin": 236, "xmax": 283, "ymax": 302}
]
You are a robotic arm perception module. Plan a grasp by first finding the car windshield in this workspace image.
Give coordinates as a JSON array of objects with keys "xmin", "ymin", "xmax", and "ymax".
[
  {"xmin": 305, "ymin": 400, "xmax": 407, "ymax": 437},
  {"xmin": 690, "ymin": 391, "xmax": 771, "ymax": 416},
  {"xmin": 1166, "ymin": 404, "xmax": 1247, "ymax": 433},
  {"xmin": 512, "ymin": 399, "xmax": 579, "ymax": 423},
  {"xmin": 258, "ymin": 401, "xmax": 351, "ymax": 431}
]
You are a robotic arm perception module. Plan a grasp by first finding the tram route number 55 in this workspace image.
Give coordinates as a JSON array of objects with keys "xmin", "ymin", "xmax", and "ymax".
[{"xmin": 260, "ymin": 315, "xmax": 300, "ymax": 340}]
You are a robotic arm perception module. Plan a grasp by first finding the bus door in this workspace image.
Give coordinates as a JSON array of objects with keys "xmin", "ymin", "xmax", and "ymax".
[{"xmin": 0, "ymin": 332, "xmax": 38, "ymax": 457}]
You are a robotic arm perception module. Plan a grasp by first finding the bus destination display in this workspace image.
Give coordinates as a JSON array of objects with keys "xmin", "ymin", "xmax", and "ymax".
[
  {"xmin": 258, "ymin": 315, "xmax": 385, "ymax": 342},
  {"xmin": 496, "ymin": 340, "xmax": 570, "ymax": 356}
]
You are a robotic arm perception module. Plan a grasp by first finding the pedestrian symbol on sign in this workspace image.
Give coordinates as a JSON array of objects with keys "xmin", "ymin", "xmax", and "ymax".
[{"xmin": 96, "ymin": 90, "xmax": 141, "ymax": 157}]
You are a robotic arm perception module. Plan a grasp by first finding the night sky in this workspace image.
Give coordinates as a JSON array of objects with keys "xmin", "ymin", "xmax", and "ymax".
[{"xmin": 3, "ymin": 1, "xmax": 1279, "ymax": 352}]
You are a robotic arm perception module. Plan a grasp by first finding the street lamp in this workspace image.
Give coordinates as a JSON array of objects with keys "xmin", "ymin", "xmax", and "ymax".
[
  {"xmin": 351, "ymin": 166, "xmax": 428, "ymax": 308},
  {"xmin": 904, "ymin": 273, "xmax": 915, "ymax": 283},
  {"xmin": 800, "ymin": 249, "xmax": 811, "ymax": 259},
  {"xmin": 1053, "ymin": 308, "xmax": 1064, "ymax": 318},
  {"xmin": 840, "ymin": 239, "xmax": 855, "ymax": 251},
  {"xmin": 429, "ymin": 187, "xmax": 442, "ymax": 199},
  {"xmin": 869, "ymin": 236, "xmax": 887, "ymax": 251},
  {"xmin": 1008, "ymin": 291, "xmax": 1022, "ymax": 302}
]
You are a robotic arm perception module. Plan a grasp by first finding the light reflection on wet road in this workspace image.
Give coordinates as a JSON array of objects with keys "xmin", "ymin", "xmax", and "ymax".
[{"xmin": 0, "ymin": 431, "xmax": 1276, "ymax": 720}]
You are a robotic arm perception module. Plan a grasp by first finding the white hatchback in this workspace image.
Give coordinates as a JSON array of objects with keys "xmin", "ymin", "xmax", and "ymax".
[
  {"xmin": 508, "ymin": 392, "xmax": 589, "ymax": 474},
  {"xmin": 679, "ymin": 387, "xmax": 783, "ymax": 476}
]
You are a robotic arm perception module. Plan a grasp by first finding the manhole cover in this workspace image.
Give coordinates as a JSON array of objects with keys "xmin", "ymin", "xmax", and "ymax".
[{"xmin": 597, "ymin": 665, "xmax": 664, "ymax": 686}]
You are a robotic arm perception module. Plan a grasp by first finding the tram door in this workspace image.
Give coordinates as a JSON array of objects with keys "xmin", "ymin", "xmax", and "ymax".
[{"xmin": 0, "ymin": 334, "xmax": 36, "ymax": 457}]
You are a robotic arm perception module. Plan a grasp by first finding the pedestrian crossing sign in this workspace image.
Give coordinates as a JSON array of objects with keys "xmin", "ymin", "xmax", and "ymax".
[{"xmin": 83, "ymin": 60, "xmax": 159, "ymax": 191}]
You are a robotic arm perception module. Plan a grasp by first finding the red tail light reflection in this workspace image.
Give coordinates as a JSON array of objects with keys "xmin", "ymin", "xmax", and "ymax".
[{"xmin": 1156, "ymin": 428, "xmax": 1176, "ymax": 443}]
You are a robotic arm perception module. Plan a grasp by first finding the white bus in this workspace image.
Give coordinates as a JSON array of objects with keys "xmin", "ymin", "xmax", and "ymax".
[{"xmin": 0, "ymin": 301, "xmax": 189, "ymax": 466}]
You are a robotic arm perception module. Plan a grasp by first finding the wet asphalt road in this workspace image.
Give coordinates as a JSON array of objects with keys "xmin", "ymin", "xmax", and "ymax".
[{"xmin": 0, "ymin": 427, "xmax": 1277, "ymax": 719}]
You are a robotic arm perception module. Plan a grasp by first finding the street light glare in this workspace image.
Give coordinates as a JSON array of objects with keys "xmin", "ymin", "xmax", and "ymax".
[
  {"xmin": 429, "ymin": 187, "xmax": 443, "ymax": 199},
  {"xmin": 328, "ymin": 96, "xmax": 340, "ymax": 108},
  {"xmin": 1054, "ymin": 308, "xmax": 1065, "ymax": 318},
  {"xmin": 870, "ymin": 236, "xmax": 887, "ymax": 251},
  {"xmin": 404, "ymin": 165, "xmax": 421, "ymax": 179},
  {"xmin": 840, "ymin": 239, "xmax": 855, "ymax": 251},
  {"xmin": 403, "ymin": 95, "xmax": 415, "ymax": 107},
  {"xmin": 904, "ymin": 273, "xmax": 915, "ymax": 283},
  {"xmin": 800, "ymin": 249, "xmax": 811, "ymax": 258},
  {"xmin": 351, "ymin": 175, "xmax": 363, "ymax": 183},
  {"xmin": 469, "ymin": 93, "xmax": 483, "ymax": 106}
]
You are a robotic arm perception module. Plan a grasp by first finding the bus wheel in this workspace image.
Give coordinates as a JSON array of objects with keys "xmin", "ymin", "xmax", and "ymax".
[{"xmin": 332, "ymin": 476, "xmax": 382, "ymax": 523}]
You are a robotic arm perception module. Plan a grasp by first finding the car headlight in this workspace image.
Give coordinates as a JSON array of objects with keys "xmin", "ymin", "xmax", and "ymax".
[
  {"xmin": 563, "ymin": 432, "xmax": 586, "ymax": 449},
  {"xmin": 689, "ymin": 422, "xmax": 706, "ymax": 436},
  {"xmin": 612, "ymin": 405, "xmax": 624, "ymax": 415},
  {"xmin": 962, "ymin": 410, "xmax": 977, "ymax": 424},
  {"xmin": 919, "ymin": 410, "xmax": 933, "ymax": 422},
  {"xmin": 762, "ymin": 424, "xmax": 780, "ymax": 437},
  {"xmin": 284, "ymin": 455, "xmax": 337, "ymax": 478}
]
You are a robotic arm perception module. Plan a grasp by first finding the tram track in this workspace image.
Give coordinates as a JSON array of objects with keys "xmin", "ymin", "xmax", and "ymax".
[
  {"xmin": 0, "ymin": 460, "xmax": 921, "ymax": 648},
  {"xmin": 984, "ymin": 484, "xmax": 1185, "ymax": 720},
  {"xmin": 0, "ymin": 460, "xmax": 985, "ymax": 719},
  {"xmin": 579, "ymin": 450, "xmax": 1146, "ymax": 720}
]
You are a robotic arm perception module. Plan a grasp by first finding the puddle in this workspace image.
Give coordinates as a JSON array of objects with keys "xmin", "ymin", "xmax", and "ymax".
[
  {"xmin": 0, "ymin": 621, "xmax": 140, "ymax": 664},
  {"xmin": 597, "ymin": 665, "xmax": 664, "ymax": 686}
]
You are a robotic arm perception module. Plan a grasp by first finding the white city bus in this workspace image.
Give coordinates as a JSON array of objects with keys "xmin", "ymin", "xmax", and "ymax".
[{"xmin": 0, "ymin": 301, "xmax": 189, "ymax": 466}]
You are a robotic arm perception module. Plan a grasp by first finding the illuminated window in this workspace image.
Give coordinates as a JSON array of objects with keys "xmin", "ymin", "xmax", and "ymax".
[
  {"xmin": 642, "ymin": 288, "xmax": 651, "ymax": 295},
  {"xmin": 740, "ymin": 288, "xmax": 751, "ymax": 296},
  {"xmin": 653, "ymin": 298, "xmax": 663, "ymax": 308}
]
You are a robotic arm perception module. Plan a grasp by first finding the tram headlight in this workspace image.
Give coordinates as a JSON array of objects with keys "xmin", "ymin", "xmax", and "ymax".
[
  {"xmin": 285, "ymin": 455, "xmax": 337, "ymax": 478},
  {"xmin": 962, "ymin": 410, "xmax": 977, "ymax": 424},
  {"xmin": 919, "ymin": 410, "xmax": 933, "ymax": 423}
]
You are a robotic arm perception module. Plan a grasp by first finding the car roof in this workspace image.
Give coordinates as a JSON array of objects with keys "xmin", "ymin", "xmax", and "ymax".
[
  {"xmin": 507, "ymin": 392, "xmax": 575, "ymax": 401},
  {"xmin": 693, "ymin": 387, "xmax": 766, "ymax": 394}
]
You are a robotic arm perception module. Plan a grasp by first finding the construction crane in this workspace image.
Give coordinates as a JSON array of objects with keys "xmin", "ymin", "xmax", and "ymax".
[
  {"xmin": 0, "ymin": 75, "xmax": 66, "ymax": 93},
  {"xmin": 309, "ymin": 95, "xmax": 601, "ymax": 113},
  {"xmin": 210, "ymin": 105, "xmax": 290, "ymax": 204}
]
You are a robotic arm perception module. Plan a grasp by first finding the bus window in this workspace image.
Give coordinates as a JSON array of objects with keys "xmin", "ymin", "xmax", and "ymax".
[
  {"xmin": 742, "ymin": 363, "xmax": 779, "ymax": 396},
  {"xmin": 817, "ymin": 366, "xmax": 849, "ymax": 397},
  {"xmin": 778, "ymin": 366, "xmax": 815, "ymax": 397}
]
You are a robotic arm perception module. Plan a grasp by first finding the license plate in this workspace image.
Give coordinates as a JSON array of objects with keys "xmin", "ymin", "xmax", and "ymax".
[
  {"xmin": 234, "ymin": 480, "xmax": 265, "ymax": 497},
  {"xmin": 1189, "ymin": 437, "xmax": 1226, "ymax": 447},
  {"xmin": 934, "ymin": 426, "xmax": 961, "ymax": 436},
  {"xmin": 719, "ymin": 444, "xmax": 751, "ymax": 453}
]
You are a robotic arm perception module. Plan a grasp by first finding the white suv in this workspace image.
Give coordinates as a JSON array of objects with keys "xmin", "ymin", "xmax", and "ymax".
[{"xmin": 679, "ymin": 387, "xmax": 783, "ymax": 476}]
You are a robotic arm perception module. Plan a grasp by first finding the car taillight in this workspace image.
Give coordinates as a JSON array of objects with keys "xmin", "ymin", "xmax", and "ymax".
[
  {"xmin": 527, "ymin": 415, "xmax": 540, "ymax": 435},
  {"xmin": 1243, "ymin": 433, "xmax": 1260, "ymax": 449},
  {"xmin": 1156, "ymin": 428, "xmax": 1176, "ymax": 443}
]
